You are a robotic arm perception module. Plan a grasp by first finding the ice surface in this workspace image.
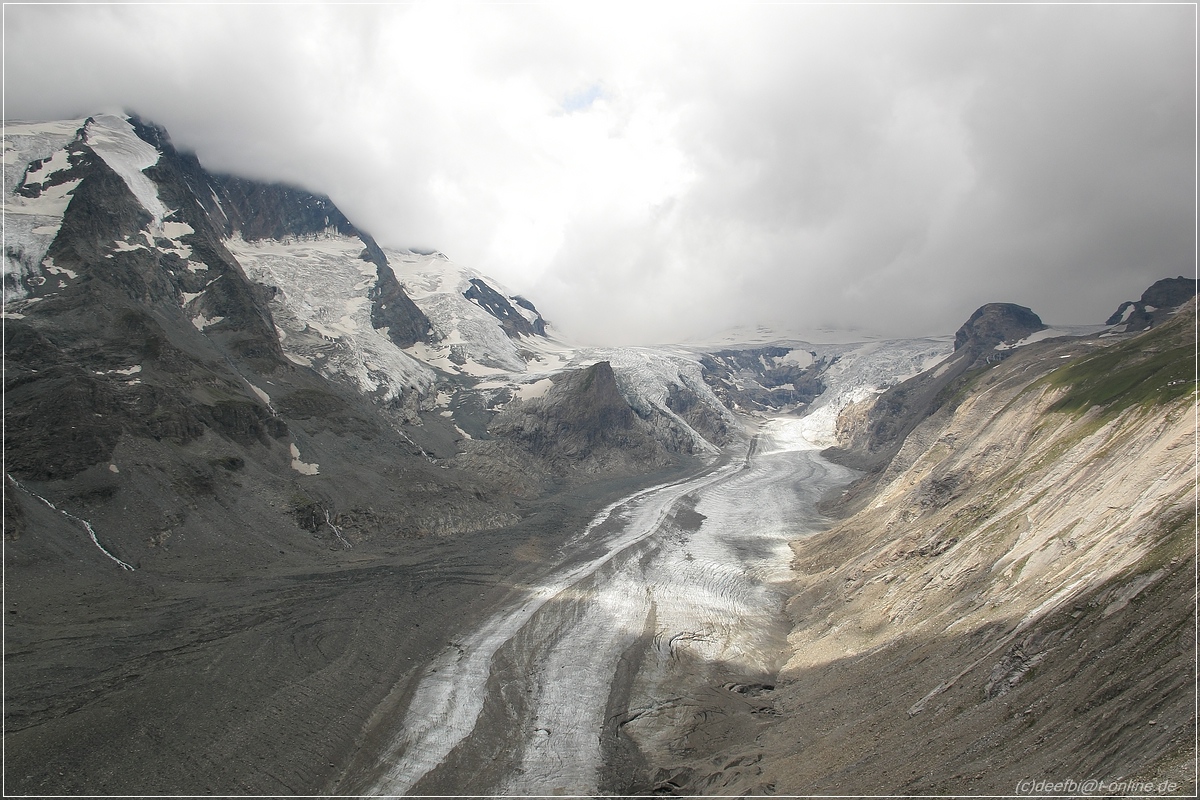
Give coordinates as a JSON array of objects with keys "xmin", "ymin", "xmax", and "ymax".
[
  {"xmin": 374, "ymin": 418, "xmax": 859, "ymax": 795},
  {"xmin": 228, "ymin": 236, "xmax": 435, "ymax": 402},
  {"xmin": 793, "ymin": 336, "xmax": 955, "ymax": 448},
  {"xmin": 387, "ymin": 250, "xmax": 536, "ymax": 374},
  {"xmin": 3, "ymin": 120, "xmax": 88, "ymax": 300},
  {"xmin": 371, "ymin": 461, "xmax": 745, "ymax": 795},
  {"xmin": 2, "ymin": 120, "xmax": 85, "ymax": 193}
]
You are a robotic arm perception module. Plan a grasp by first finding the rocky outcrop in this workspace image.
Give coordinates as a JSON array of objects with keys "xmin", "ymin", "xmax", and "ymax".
[
  {"xmin": 204, "ymin": 175, "xmax": 357, "ymax": 242},
  {"xmin": 1105, "ymin": 275, "xmax": 1197, "ymax": 332},
  {"xmin": 700, "ymin": 346, "xmax": 829, "ymax": 414},
  {"xmin": 463, "ymin": 277, "xmax": 546, "ymax": 339},
  {"xmin": 824, "ymin": 303, "xmax": 1046, "ymax": 477},
  {"xmin": 952, "ymin": 302, "xmax": 1044, "ymax": 351},
  {"xmin": 486, "ymin": 361, "xmax": 673, "ymax": 480},
  {"xmin": 511, "ymin": 295, "xmax": 549, "ymax": 336},
  {"xmin": 366, "ymin": 246, "xmax": 436, "ymax": 348}
]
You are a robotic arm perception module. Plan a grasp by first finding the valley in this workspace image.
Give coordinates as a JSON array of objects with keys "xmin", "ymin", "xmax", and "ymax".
[
  {"xmin": 356, "ymin": 418, "xmax": 855, "ymax": 797},
  {"xmin": 3, "ymin": 114, "xmax": 1195, "ymax": 796}
]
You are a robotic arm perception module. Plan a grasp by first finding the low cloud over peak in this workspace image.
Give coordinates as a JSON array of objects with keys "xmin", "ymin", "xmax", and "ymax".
[{"xmin": 6, "ymin": 3, "xmax": 1193, "ymax": 344}]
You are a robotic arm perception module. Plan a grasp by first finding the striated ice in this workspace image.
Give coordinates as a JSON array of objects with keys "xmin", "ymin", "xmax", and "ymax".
[{"xmin": 375, "ymin": 417, "xmax": 859, "ymax": 795}]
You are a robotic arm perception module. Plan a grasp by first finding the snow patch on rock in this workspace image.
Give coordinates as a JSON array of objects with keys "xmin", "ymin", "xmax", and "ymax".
[{"xmin": 290, "ymin": 443, "xmax": 319, "ymax": 475}]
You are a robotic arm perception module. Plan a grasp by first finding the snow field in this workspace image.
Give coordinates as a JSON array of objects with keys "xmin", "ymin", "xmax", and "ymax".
[
  {"xmin": 228, "ymin": 236, "xmax": 436, "ymax": 402},
  {"xmin": 3, "ymin": 120, "xmax": 87, "ymax": 299}
]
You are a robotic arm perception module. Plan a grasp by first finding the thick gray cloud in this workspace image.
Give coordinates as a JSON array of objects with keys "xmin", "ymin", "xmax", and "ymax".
[{"xmin": 4, "ymin": 4, "xmax": 1193, "ymax": 344}]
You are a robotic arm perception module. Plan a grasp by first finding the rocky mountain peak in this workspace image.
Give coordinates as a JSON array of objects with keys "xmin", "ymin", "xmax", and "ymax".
[
  {"xmin": 487, "ymin": 360, "xmax": 670, "ymax": 474},
  {"xmin": 953, "ymin": 302, "xmax": 1045, "ymax": 352},
  {"xmin": 1105, "ymin": 275, "xmax": 1198, "ymax": 332},
  {"xmin": 825, "ymin": 302, "xmax": 1046, "ymax": 474}
]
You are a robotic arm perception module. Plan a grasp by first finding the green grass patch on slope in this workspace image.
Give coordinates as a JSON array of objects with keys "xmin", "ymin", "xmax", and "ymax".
[{"xmin": 1042, "ymin": 313, "xmax": 1195, "ymax": 418}]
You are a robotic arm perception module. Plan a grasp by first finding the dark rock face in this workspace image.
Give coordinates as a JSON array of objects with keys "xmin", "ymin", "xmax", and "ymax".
[
  {"xmin": 128, "ymin": 114, "xmax": 435, "ymax": 349},
  {"xmin": 700, "ymin": 346, "xmax": 828, "ymax": 414},
  {"xmin": 953, "ymin": 303, "xmax": 1044, "ymax": 352},
  {"xmin": 665, "ymin": 382, "xmax": 734, "ymax": 448},
  {"xmin": 4, "ymin": 122, "xmax": 290, "ymax": 479},
  {"xmin": 489, "ymin": 361, "xmax": 670, "ymax": 473},
  {"xmin": 204, "ymin": 175, "xmax": 357, "ymax": 242},
  {"xmin": 1105, "ymin": 276, "xmax": 1198, "ymax": 331},
  {"xmin": 2, "ymin": 115, "xmax": 435, "ymax": 491},
  {"xmin": 511, "ymin": 296, "xmax": 549, "ymax": 336},
  {"xmin": 362, "ymin": 240, "xmax": 435, "ymax": 348},
  {"xmin": 463, "ymin": 278, "xmax": 546, "ymax": 339}
]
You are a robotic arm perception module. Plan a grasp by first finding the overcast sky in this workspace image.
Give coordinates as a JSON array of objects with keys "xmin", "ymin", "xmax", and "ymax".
[{"xmin": 4, "ymin": 3, "xmax": 1195, "ymax": 345}]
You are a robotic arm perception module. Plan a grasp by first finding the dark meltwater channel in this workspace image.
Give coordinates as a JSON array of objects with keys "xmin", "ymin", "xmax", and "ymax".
[{"xmin": 368, "ymin": 417, "xmax": 856, "ymax": 795}]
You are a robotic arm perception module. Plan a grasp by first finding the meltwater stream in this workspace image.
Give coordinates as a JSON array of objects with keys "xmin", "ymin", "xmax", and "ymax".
[{"xmin": 369, "ymin": 417, "xmax": 856, "ymax": 795}]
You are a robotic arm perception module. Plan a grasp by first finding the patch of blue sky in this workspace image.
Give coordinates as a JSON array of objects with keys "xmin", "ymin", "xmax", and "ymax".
[{"xmin": 561, "ymin": 83, "xmax": 604, "ymax": 113}]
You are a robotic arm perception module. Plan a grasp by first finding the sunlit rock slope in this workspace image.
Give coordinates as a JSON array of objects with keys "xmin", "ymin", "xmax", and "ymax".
[{"xmin": 654, "ymin": 298, "xmax": 1196, "ymax": 795}]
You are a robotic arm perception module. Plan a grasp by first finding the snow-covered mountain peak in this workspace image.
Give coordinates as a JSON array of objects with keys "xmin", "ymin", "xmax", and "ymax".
[
  {"xmin": 388, "ymin": 248, "xmax": 556, "ymax": 375},
  {"xmin": 2, "ymin": 114, "xmax": 957, "ymax": 461},
  {"xmin": 83, "ymin": 114, "xmax": 169, "ymax": 229}
]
